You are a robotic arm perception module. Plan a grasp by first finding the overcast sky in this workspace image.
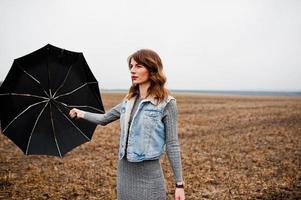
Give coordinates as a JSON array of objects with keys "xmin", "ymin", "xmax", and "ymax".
[{"xmin": 0, "ymin": 0, "xmax": 300, "ymax": 91}]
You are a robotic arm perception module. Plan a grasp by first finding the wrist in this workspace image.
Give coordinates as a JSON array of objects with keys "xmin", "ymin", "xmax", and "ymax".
[{"xmin": 79, "ymin": 111, "xmax": 86, "ymax": 118}]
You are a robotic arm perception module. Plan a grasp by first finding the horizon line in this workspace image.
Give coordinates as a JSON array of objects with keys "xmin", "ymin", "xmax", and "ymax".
[
  {"xmin": 101, "ymin": 88, "xmax": 301, "ymax": 93},
  {"xmin": 0, "ymin": 81, "xmax": 300, "ymax": 93}
]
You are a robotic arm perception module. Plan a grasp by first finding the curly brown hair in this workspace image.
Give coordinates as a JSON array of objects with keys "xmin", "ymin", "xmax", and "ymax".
[{"xmin": 125, "ymin": 49, "xmax": 170, "ymax": 104}]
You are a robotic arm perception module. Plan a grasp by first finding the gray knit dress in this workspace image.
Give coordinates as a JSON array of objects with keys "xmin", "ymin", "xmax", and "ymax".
[{"xmin": 83, "ymin": 95, "xmax": 183, "ymax": 200}]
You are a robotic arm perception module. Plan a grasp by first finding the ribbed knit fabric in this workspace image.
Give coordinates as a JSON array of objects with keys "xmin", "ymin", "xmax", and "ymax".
[
  {"xmin": 117, "ymin": 157, "xmax": 166, "ymax": 200},
  {"xmin": 83, "ymin": 97, "xmax": 183, "ymax": 199},
  {"xmin": 162, "ymin": 100, "xmax": 183, "ymax": 183}
]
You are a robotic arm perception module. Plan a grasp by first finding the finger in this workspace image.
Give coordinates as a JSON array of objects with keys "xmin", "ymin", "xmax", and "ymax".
[
  {"xmin": 71, "ymin": 112, "xmax": 77, "ymax": 119},
  {"xmin": 70, "ymin": 109, "xmax": 75, "ymax": 114}
]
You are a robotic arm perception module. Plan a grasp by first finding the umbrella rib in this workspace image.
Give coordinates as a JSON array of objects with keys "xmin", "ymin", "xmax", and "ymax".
[
  {"xmin": 46, "ymin": 49, "xmax": 51, "ymax": 97},
  {"xmin": 25, "ymin": 101, "xmax": 50, "ymax": 155},
  {"xmin": 0, "ymin": 93, "xmax": 49, "ymax": 100},
  {"xmin": 52, "ymin": 65, "xmax": 73, "ymax": 98},
  {"xmin": 54, "ymin": 81, "xmax": 98, "ymax": 100},
  {"xmin": 49, "ymin": 103, "xmax": 62, "ymax": 158},
  {"xmin": 54, "ymin": 100, "xmax": 105, "ymax": 113},
  {"xmin": 53, "ymin": 103, "xmax": 91, "ymax": 141},
  {"xmin": 15, "ymin": 61, "xmax": 50, "ymax": 98},
  {"xmin": 3, "ymin": 100, "xmax": 49, "ymax": 133}
]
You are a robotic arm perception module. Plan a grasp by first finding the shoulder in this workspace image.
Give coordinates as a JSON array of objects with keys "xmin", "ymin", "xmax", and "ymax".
[
  {"xmin": 166, "ymin": 95, "xmax": 176, "ymax": 103},
  {"xmin": 163, "ymin": 95, "xmax": 177, "ymax": 114},
  {"xmin": 122, "ymin": 94, "xmax": 128, "ymax": 102},
  {"xmin": 121, "ymin": 94, "xmax": 132, "ymax": 103}
]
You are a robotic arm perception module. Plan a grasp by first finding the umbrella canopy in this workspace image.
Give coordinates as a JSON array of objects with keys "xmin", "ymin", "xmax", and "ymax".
[{"xmin": 0, "ymin": 44, "xmax": 105, "ymax": 157}]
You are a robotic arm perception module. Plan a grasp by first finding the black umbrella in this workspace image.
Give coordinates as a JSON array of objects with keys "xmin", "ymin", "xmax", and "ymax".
[{"xmin": 0, "ymin": 44, "xmax": 105, "ymax": 157}]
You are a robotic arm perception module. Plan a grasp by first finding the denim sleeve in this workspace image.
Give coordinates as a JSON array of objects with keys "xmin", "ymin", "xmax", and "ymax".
[
  {"xmin": 83, "ymin": 102, "xmax": 122, "ymax": 126},
  {"xmin": 163, "ymin": 99, "xmax": 183, "ymax": 183}
]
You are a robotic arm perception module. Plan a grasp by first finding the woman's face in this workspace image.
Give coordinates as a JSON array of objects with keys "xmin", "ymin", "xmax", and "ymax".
[{"xmin": 130, "ymin": 58, "xmax": 150, "ymax": 85}]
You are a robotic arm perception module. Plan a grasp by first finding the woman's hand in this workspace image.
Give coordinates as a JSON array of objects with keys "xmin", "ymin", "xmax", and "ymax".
[
  {"xmin": 69, "ymin": 108, "xmax": 85, "ymax": 119},
  {"xmin": 175, "ymin": 188, "xmax": 185, "ymax": 200}
]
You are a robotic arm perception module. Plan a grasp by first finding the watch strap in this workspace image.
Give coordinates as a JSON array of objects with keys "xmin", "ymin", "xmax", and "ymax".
[{"xmin": 175, "ymin": 183, "xmax": 184, "ymax": 188}]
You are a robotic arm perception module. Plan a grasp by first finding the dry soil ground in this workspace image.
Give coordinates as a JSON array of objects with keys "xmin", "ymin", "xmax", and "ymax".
[{"xmin": 1, "ymin": 92, "xmax": 301, "ymax": 199}]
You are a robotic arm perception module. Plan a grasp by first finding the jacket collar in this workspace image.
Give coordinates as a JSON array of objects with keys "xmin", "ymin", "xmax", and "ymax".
[
  {"xmin": 127, "ymin": 94, "xmax": 158, "ymax": 106},
  {"xmin": 141, "ymin": 95, "xmax": 158, "ymax": 105}
]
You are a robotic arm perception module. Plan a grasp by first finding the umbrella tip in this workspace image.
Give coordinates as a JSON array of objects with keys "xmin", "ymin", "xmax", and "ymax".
[{"xmin": 46, "ymin": 43, "xmax": 53, "ymax": 50}]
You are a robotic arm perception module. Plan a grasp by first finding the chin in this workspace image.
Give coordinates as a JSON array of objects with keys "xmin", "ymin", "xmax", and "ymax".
[
  {"xmin": 132, "ymin": 80, "xmax": 148, "ymax": 85},
  {"xmin": 133, "ymin": 80, "xmax": 140, "ymax": 84}
]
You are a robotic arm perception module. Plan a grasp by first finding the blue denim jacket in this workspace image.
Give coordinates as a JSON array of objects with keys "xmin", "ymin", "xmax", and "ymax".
[{"xmin": 119, "ymin": 95, "xmax": 175, "ymax": 162}]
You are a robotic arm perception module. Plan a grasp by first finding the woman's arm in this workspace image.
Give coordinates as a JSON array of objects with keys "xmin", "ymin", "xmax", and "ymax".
[
  {"xmin": 69, "ymin": 102, "xmax": 123, "ymax": 126},
  {"xmin": 163, "ymin": 99, "xmax": 185, "ymax": 199},
  {"xmin": 163, "ymin": 99, "xmax": 184, "ymax": 183}
]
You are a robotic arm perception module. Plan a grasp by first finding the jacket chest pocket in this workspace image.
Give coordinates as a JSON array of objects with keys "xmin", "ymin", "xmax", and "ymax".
[{"xmin": 143, "ymin": 109, "xmax": 161, "ymax": 126}]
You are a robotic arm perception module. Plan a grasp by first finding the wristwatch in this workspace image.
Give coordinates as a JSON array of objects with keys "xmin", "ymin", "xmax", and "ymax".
[{"xmin": 175, "ymin": 182, "xmax": 184, "ymax": 189}]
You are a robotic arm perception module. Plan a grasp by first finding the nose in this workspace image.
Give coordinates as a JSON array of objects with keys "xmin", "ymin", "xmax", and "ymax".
[{"xmin": 130, "ymin": 67, "xmax": 136, "ymax": 74}]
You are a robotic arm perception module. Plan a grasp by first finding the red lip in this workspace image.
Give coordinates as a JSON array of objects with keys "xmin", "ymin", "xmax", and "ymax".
[{"xmin": 131, "ymin": 76, "xmax": 138, "ymax": 80}]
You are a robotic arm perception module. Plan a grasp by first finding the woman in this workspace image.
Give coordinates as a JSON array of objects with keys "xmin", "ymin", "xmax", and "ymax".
[{"xmin": 69, "ymin": 49, "xmax": 185, "ymax": 200}]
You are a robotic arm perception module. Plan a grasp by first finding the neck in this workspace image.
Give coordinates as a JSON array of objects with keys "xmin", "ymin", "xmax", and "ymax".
[{"xmin": 138, "ymin": 81, "xmax": 150, "ymax": 99}]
